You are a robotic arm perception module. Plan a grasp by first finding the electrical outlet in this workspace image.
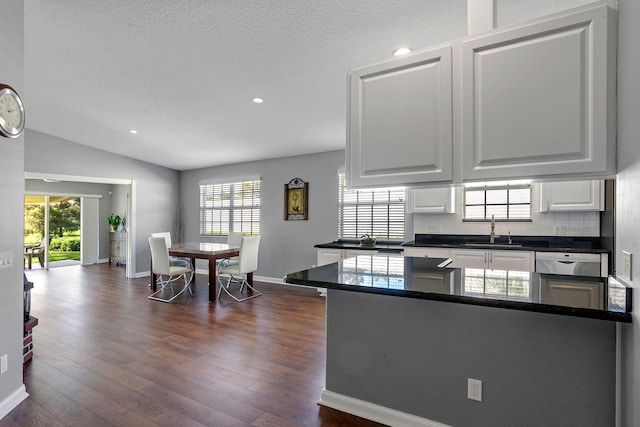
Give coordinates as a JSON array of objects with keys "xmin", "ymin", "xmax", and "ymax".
[
  {"xmin": 1, "ymin": 354, "xmax": 7, "ymax": 374},
  {"xmin": 554, "ymin": 225, "xmax": 567, "ymax": 235},
  {"xmin": 468, "ymin": 378, "xmax": 482, "ymax": 402},
  {"xmin": 622, "ymin": 251, "xmax": 632, "ymax": 281}
]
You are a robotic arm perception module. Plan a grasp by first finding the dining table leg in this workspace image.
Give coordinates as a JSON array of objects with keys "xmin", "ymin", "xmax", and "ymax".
[
  {"xmin": 208, "ymin": 256, "xmax": 217, "ymax": 302},
  {"xmin": 150, "ymin": 258, "xmax": 157, "ymax": 290}
]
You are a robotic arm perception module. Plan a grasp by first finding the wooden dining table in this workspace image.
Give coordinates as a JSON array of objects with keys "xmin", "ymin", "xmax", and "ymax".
[{"xmin": 151, "ymin": 242, "xmax": 247, "ymax": 302}]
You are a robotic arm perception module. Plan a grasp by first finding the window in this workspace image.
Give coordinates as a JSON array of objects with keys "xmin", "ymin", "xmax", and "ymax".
[
  {"xmin": 338, "ymin": 173, "xmax": 405, "ymax": 241},
  {"xmin": 463, "ymin": 182, "xmax": 531, "ymax": 221},
  {"xmin": 200, "ymin": 180, "xmax": 261, "ymax": 236}
]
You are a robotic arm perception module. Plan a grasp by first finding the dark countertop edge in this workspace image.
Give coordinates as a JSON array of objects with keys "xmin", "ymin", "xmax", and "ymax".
[
  {"xmin": 284, "ymin": 277, "xmax": 632, "ymax": 323},
  {"xmin": 402, "ymin": 241, "xmax": 610, "ymax": 254},
  {"xmin": 315, "ymin": 242, "xmax": 404, "ymax": 251}
]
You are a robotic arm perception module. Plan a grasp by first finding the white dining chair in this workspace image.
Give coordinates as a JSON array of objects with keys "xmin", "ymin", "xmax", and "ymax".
[
  {"xmin": 148, "ymin": 236, "xmax": 194, "ymax": 303},
  {"xmin": 217, "ymin": 235, "xmax": 261, "ymax": 302},
  {"xmin": 217, "ymin": 231, "xmax": 244, "ymax": 269},
  {"xmin": 149, "ymin": 232, "xmax": 191, "ymax": 268}
]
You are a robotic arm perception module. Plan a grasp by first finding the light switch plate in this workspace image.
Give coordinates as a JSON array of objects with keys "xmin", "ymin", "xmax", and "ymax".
[
  {"xmin": 622, "ymin": 251, "xmax": 632, "ymax": 281},
  {"xmin": 0, "ymin": 251, "xmax": 12, "ymax": 268}
]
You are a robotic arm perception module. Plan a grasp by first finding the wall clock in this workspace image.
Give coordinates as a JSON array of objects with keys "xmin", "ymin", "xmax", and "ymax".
[
  {"xmin": 0, "ymin": 83, "xmax": 25, "ymax": 138},
  {"xmin": 284, "ymin": 178, "xmax": 309, "ymax": 220}
]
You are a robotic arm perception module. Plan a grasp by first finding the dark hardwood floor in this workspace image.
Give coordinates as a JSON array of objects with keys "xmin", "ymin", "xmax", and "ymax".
[{"xmin": 3, "ymin": 264, "xmax": 386, "ymax": 427}]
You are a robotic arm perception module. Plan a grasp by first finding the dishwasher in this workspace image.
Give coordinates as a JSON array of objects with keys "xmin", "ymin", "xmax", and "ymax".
[{"xmin": 535, "ymin": 252, "xmax": 602, "ymax": 277}]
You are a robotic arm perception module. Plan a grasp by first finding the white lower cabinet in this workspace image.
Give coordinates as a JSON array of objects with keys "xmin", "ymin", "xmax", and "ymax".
[
  {"xmin": 449, "ymin": 249, "xmax": 534, "ymax": 272},
  {"xmin": 407, "ymin": 270, "xmax": 454, "ymax": 293},
  {"xmin": 404, "ymin": 247, "xmax": 534, "ymax": 272},
  {"xmin": 317, "ymin": 248, "xmax": 379, "ymax": 266},
  {"xmin": 317, "ymin": 249, "xmax": 346, "ymax": 266},
  {"xmin": 403, "ymin": 247, "xmax": 451, "ymax": 259},
  {"xmin": 449, "ymin": 249, "xmax": 487, "ymax": 269},
  {"xmin": 109, "ymin": 231, "xmax": 127, "ymax": 265},
  {"xmin": 540, "ymin": 277, "xmax": 604, "ymax": 309}
]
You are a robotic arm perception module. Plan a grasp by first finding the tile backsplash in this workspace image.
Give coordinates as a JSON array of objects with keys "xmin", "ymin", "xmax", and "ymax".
[{"xmin": 412, "ymin": 185, "xmax": 601, "ymax": 238}]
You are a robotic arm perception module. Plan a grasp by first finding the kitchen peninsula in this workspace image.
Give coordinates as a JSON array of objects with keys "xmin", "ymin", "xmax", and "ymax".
[{"xmin": 285, "ymin": 255, "xmax": 632, "ymax": 427}]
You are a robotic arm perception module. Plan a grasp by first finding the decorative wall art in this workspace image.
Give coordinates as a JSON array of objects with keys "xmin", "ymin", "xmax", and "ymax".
[{"xmin": 284, "ymin": 178, "xmax": 308, "ymax": 220}]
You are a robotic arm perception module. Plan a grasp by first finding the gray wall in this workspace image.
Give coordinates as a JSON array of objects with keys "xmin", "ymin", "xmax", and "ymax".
[
  {"xmin": 616, "ymin": 1, "xmax": 640, "ymax": 425},
  {"xmin": 0, "ymin": 0, "xmax": 25, "ymax": 413},
  {"xmin": 24, "ymin": 129, "xmax": 179, "ymax": 276},
  {"xmin": 25, "ymin": 179, "xmax": 117, "ymax": 260},
  {"xmin": 180, "ymin": 150, "xmax": 344, "ymax": 279},
  {"xmin": 326, "ymin": 289, "xmax": 616, "ymax": 427}
]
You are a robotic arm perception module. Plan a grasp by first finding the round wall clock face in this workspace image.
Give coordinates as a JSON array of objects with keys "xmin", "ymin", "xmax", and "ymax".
[{"xmin": 0, "ymin": 84, "xmax": 25, "ymax": 138}]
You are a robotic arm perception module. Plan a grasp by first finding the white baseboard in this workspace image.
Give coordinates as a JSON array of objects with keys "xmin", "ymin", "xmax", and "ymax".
[
  {"xmin": 318, "ymin": 389, "xmax": 450, "ymax": 427},
  {"xmin": 0, "ymin": 385, "xmax": 28, "ymax": 420},
  {"xmin": 135, "ymin": 270, "xmax": 151, "ymax": 279},
  {"xmin": 134, "ymin": 271, "xmax": 321, "ymax": 293}
]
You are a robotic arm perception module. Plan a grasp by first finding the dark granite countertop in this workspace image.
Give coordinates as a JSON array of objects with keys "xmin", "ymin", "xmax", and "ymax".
[
  {"xmin": 315, "ymin": 240, "xmax": 404, "ymax": 252},
  {"xmin": 403, "ymin": 234, "xmax": 610, "ymax": 254},
  {"xmin": 285, "ymin": 255, "xmax": 631, "ymax": 323}
]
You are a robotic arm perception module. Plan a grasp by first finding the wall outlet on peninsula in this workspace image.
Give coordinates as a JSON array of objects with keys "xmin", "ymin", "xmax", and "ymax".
[{"xmin": 468, "ymin": 378, "xmax": 482, "ymax": 402}]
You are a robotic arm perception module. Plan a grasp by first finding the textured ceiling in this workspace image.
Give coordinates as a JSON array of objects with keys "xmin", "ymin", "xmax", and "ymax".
[{"xmin": 24, "ymin": 0, "xmax": 590, "ymax": 171}]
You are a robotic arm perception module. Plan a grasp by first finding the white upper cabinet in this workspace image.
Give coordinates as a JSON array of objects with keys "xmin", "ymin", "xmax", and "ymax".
[
  {"xmin": 460, "ymin": 4, "xmax": 616, "ymax": 182},
  {"xmin": 347, "ymin": 45, "xmax": 453, "ymax": 188},
  {"xmin": 539, "ymin": 180, "xmax": 604, "ymax": 212},
  {"xmin": 408, "ymin": 187, "xmax": 456, "ymax": 214}
]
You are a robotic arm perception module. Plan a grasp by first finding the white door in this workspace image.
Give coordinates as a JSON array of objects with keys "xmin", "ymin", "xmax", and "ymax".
[{"xmin": 80, "ymin": 197, "xmax": 99, "ymax": 265}]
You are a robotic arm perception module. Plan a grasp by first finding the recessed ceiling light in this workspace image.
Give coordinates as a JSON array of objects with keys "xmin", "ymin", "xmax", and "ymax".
[
  {"xmin": 129, "ymin": 129, "xmax": 138, "ymax": 134},
  {"xmin": 43, "ymin": 178, "xmax": 60, "ymax": 183},
  {"xmin": 252, "ymin": 97, "xmax": 264, "ymax": 104},
  {"xmin": 393, "ymin": 47, "xmax": 412, "ymax": 56}
]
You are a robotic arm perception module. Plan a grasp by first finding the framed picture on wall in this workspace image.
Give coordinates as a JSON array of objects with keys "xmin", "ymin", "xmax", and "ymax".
[{"xmin": 284, "ymin": 178, "xmax": 308, "ymax": 220}]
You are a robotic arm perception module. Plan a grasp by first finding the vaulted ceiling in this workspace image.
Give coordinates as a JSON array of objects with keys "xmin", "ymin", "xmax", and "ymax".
[{"xmin": 24, "ymin": 0, "xmax": 588, "ymax": 171}]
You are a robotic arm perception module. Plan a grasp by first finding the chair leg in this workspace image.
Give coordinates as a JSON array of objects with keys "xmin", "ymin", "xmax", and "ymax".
[
  {"xmin": 216, "ymin": 274, "xmax": 261, "ymax": 302},
  {"xmin": 148, "ymin": 271, "xmax": 194, "ymax": 303}
]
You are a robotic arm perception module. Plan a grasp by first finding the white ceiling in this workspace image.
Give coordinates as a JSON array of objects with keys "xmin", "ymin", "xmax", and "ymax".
[{"xmin": 24, "ymin": 0, "xmax": 589, "ymax": 171}]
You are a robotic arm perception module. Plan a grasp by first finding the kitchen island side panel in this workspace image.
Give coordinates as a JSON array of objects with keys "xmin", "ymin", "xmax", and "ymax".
[{"xmin": 325, "ymin": 289, "xmax": 616, "ymax": 427}]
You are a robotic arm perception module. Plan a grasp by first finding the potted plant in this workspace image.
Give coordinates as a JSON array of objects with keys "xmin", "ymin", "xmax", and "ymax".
[
  {"xmin": 359, "ymin": 234, "xmax": 377, "ymax": 246},
  {"xmin": 108, "ymin": 214, "xmax": 121, "ymax": 231}
]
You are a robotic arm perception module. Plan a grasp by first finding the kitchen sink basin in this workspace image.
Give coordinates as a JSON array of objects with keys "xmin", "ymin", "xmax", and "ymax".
[{"xmin": 463, "ymin": 243, "xmax": 523, "ymax": 248}]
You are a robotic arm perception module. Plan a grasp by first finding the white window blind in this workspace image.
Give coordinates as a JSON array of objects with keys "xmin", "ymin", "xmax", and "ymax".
[
  {"xmin": 463, "ymin": 183, "xmax": 531, "ymax": 221},
  {"xmin": 200, "ymin": 180, "xmax": 261, "ymax": 236},
  {"xmin": 338, "ymin": 173, "xmax": 405, "ymax": 241}
]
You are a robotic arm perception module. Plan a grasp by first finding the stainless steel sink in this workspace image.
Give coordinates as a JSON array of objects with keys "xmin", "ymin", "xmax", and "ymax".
[{"xmin": 463, "ymin": 243, "xmax": 523, "ymax": 248}]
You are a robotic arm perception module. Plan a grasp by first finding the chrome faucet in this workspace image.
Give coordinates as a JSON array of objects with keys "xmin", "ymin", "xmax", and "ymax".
[{"xmin": 490, "ymin": 215, "xmax": 495, "ymax": 243}]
